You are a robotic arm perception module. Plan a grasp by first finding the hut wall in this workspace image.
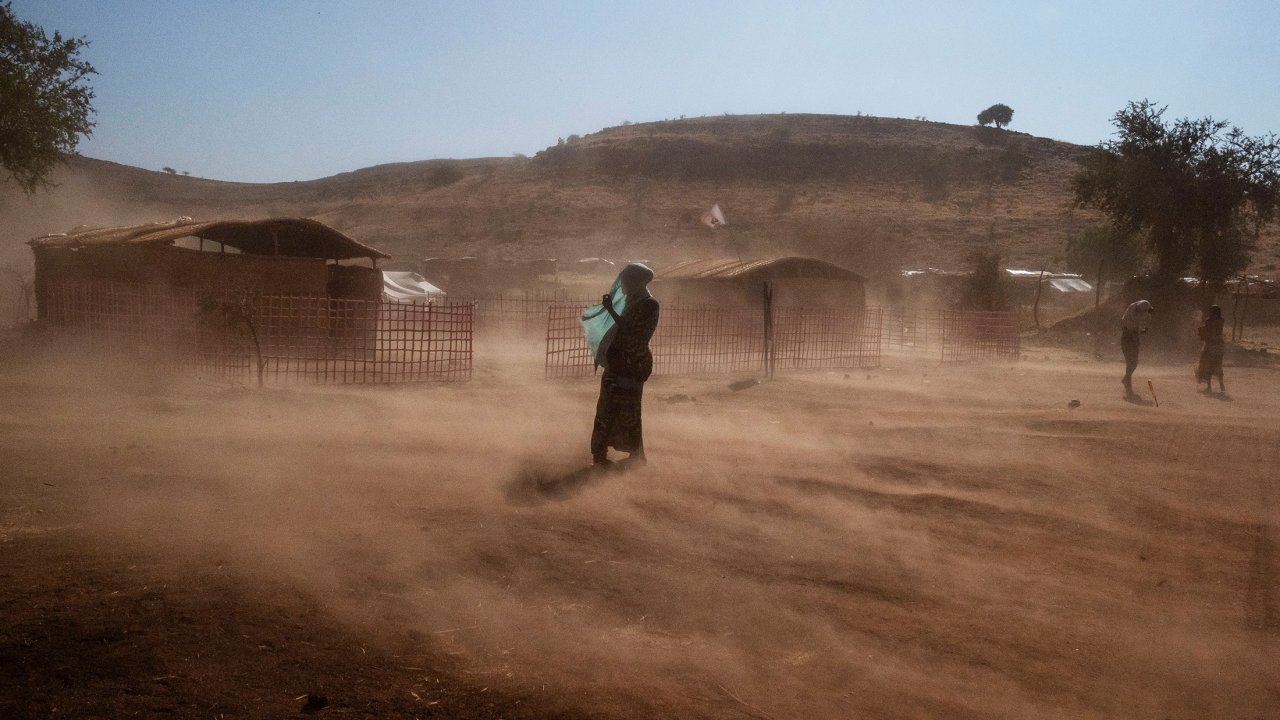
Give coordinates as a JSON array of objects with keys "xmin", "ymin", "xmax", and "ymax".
[
  {"xmin": 164, "ymin": 247, "xmax": 329, "ymax": 294},
  {"xmin": 33, "ymin": 245, "xmax": 331, "ymax": 317},
  {"xmin": 327, "ymin": 264, "xmax": 382, "ymax": 301},
  {"xmin": 771, "ymin": 278, "xmax": 865, "ymax": 310},
  {"xmin": 653, "ymin": 279, "xmax": 756, "ymax": 307},
  {"xmin": 653, "ymin": 276, "xmax": 865, "ymax": 310}
]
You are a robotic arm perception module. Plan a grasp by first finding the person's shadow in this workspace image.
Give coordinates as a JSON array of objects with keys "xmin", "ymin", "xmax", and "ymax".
[
  {"xmin": 504, "ymin": 460, "xmax": 641, "ymax": 505},
  {"xmin": 1123, "ymin": 393, "xmax": 1154, "ymax": 406}
]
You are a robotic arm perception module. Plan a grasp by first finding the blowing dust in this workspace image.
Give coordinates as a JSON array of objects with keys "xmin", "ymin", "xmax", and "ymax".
[{"xmin": 2, "ymin": 338, "xmax": 1278, "ymax": 718}]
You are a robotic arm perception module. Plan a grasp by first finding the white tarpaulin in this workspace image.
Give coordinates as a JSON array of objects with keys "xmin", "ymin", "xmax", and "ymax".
[
  {"xmin": 1005, "ymin": 269, "xmax": 1094, "ymax": 294},
  {"xmin": 1047, "ymin": 277, "xmax": 1093, "ymax": 293},
  {"xmin": 383, "ymin": 271, "xmax": 444, "ymax": 302}
]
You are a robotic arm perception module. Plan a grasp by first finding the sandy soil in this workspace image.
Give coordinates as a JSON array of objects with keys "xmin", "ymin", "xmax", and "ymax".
[{"xmin": 1, "ymin": 339, "xmax": 1277, "ymax": 719}]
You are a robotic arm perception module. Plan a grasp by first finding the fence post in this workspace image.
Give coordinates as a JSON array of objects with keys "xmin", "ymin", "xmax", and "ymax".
[
  {"xmin": 1093, "ymin": 259, "xmax": 1104, "ymax": 359},
  {"xmin": 762, "ymin": 281, "xmax": 774, "ymax": 379},
  {"xmin": 545, "ymin": 304, "xmax": 553, "ymax": 378},
  {"xmin": 1032, "ymin": 268, "xmax": 1045, "ymax": 331},
  {"xmin": 1238, "ymin": 275, "xmax": 1250, "ymax": 342}
]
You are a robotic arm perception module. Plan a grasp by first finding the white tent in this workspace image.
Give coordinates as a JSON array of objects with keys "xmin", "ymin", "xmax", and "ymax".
[{"xmin": 382, "ymin": 271, "xmax": 444, "ymax": 302}]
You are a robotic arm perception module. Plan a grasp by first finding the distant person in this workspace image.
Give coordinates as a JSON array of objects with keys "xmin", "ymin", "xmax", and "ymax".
[
  {"xmin": 583, "ymin": 263, "xmax": 660, "ymax": 468},
  {"xmin": 1120, "ymin": 299, "xmax": 1154, "ymax": 396},
  {"xmin": 1196, "ymin": 305, "xmax": 1226, "ymax": 394}
]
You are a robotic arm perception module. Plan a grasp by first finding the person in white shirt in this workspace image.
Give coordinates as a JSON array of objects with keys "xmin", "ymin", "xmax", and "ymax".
[{"xmin": 1120, "ymin": 299, "xmax": 1154, "ymax": 395}]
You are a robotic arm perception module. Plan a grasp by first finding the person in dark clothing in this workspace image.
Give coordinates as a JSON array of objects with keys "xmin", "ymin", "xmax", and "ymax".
[
  {"xmin": 1196, "ymin": 305, "xmax": 1226, "ymax": 394},
  {"xmin": 1120, "ymin": 299, "xmax": 1153, "ymax": 396},
  {"xmin": 590, "ymin": 263, "xmax": 660, "ymax": 468}
]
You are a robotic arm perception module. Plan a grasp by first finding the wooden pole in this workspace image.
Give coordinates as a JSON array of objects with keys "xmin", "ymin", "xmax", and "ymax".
[
  {"xmin": 1230, "ymin": 276, "xmax": 1239, "ymax": 342},
  {"xmin": 762, "ymin": 281, "xmax": 774, "ymax": 380},
  {"xmin": 1093, "ymin": 259, "xmax": 1104, "ymax": 359},
  {"xmin": 1239, "ymin": 275, "xmax": 1250, "ymax": 342},
  {"xmin": 1032, "ymin": 268, "xmax": 1046, "ymax": 331}
]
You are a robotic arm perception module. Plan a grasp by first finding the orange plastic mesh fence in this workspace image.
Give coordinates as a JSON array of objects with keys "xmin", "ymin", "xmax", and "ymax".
[
  {"xmin": 456, "ymin": 292, "xmax": 596, "ymax": 336},
  {"xmin": 881, "ymin": 307, "xmax": 947, "ymax": 352},
  {"xmin": 545, "ymin": 302, "xmax": 597, "ymax": 378},
  {"xmin": 545, "ymin": 303, "xmax": 882, "ymax": 378},
  {"xmin": 653, "ymin": 306, "xmax": 767, "ymax": 375},
  {"xmin": 773, "ymin": 306, "xmax": 883, "ymax": 370},
  {"xmin": 940, "ymin": 310, "xmax": 1021, "ymax": 362},
  {"xmin": 44, "ymin": 282, "xmax": 472, "ymax": 384}
]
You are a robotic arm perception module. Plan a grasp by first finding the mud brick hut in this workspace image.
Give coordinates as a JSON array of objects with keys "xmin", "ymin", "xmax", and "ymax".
[
  {"xmin": 28, "ymin": 218, "xmax": 392, "ymax": 359},
  {"xmin": 653, "ymin": 256, "xmax": 866, "ymax": 310},
  {"xmin": 29, "ymin": 218, "xmax": 389, "ymax": 315}
]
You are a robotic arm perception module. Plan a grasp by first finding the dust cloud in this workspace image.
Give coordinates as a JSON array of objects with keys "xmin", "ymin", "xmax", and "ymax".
[
  {"xmin": 2, "ymin": 337, "xmax": 1278, "ymax": 718},
  {"xmin": 0, "ymin": 167, "xmax": 174, "ymax": 327}
]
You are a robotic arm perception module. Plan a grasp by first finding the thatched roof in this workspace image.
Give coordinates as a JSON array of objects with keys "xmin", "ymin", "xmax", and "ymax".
[
  {"xmin": 657, "ymin": 256, "xmax": 864, "ymax": 282},
  {"xmin": 29, "ymin": 218, "xmax": 389, "ymax": 261}
]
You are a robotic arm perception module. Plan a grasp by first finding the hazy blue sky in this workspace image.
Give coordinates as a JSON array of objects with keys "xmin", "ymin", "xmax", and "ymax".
[{"xmin": 11, "ymin": 0, "xmax": 1280, "ymax": 183}]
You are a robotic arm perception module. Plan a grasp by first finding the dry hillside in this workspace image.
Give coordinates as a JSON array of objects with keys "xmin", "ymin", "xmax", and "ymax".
[{"xmin": 4, "ymin": 113, "xmax": 1279, "ymax": 285}]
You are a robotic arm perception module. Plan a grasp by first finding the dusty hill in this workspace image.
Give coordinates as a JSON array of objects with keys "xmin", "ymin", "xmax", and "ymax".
[{"xmin": 4, "ymin": 113, "xmax": 1279, "ymax": 284}]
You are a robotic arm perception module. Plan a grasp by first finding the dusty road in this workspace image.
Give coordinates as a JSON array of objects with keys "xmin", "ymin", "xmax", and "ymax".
[{"xmin": 1, "ymin": 342, "xmax": 1277, "ymax": 718}]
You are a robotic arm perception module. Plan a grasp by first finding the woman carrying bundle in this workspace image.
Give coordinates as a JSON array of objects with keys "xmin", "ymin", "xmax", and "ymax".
[{"xmin": 581, "ymin": 263, "xmax": 660, "ymax": 468}]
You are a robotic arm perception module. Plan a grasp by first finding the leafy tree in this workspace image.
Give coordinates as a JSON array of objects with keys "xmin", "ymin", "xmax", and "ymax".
[
  {"xmin": 1073, "ymin": 100, "xmax": 1280, "ymax": 285},
  {"xmin": 0, "ymin": 2, "xmax": 96, "ymax": 194},
  {"xmin": 960, "ymin": 249, "xmax": 1007, "ymax": 310},
  {"xmin": 1064, "ymin": 224, "xmax": 1140, "ymax": 281},
  {"xmin": 161, "ymin": 166, "xmax": 176, "ymax": 175},
  {"xmin": 977, "ymin": 103, "xmax": 1014, "ymax": 129}
]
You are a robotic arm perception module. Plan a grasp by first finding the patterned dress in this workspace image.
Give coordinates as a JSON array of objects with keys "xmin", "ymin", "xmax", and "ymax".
[
  {"xmin": 591, "ymin": 295, "xmax": 660, "ymax": 460},
  {"xmin": 1196, "ymin": 315, "xmax": 1225, "ymax": 382}
]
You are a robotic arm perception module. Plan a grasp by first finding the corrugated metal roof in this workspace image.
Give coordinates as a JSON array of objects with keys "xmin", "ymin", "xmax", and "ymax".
[
  {"xmin": 29, "ymin": 218, "xmax": 389, "ymax": 261},
  {"xmin": 657, "ymin": 256, "xmax": 864, "ymax": 281}
]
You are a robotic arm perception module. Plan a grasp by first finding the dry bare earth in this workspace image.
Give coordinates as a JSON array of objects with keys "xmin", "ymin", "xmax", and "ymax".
[
  {"xmin": 7, "ymin": 114, "xmax": 1280, "ymax": 280},
  {"xmin": 1, "ymin": 338, "xmax": 1277, "ymax": 719}
]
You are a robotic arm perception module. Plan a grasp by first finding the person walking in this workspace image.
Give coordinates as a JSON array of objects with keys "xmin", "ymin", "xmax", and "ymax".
[
  {"xmin": 582, "ymin": 263, "xmax": 660, "ymax": 468},
  {"xmin": 1196, "ymin": 305, "xmax": 1226, "ymax": 394},
  {"xmin": 1120, "ymin": 299, "xmax": 1154, "ymax": 396}
]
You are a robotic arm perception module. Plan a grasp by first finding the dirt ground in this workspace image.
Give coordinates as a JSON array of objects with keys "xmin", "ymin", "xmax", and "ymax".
[{"xmin": 1, "ymin": 337, "xmax": 1278, "ymax": 719}]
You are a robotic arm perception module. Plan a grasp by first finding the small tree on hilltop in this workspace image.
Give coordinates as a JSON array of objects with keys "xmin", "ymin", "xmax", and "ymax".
[
  {"xmin": 0, "ymin": 2, "xmax": 96, "ymax": 194},
  {"xmin": 977, "ymin": 103, "xmax": 1014, "ymax": 129}
]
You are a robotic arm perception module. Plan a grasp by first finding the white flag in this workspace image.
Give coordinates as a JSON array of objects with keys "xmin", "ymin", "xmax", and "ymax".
[{"xmin": 700, "ymin": 203, "xmax": 727, "ymax": 229}]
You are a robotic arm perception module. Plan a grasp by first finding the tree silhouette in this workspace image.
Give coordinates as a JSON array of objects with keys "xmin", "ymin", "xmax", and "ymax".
[
  {"xmin": 961, "ymin": 249, "xmax": 1008, "ymax": 310},
  {"xmin": 0, "ymin": 2, "xmax": 97, "ymax": 193},
  {"xmin": 977, "ymin": 104, "xmax": 1014, "ymax": 129},
  {"xmin": 1073, "ymin": 100, "xmax": 1280, "ymax": 285}
]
